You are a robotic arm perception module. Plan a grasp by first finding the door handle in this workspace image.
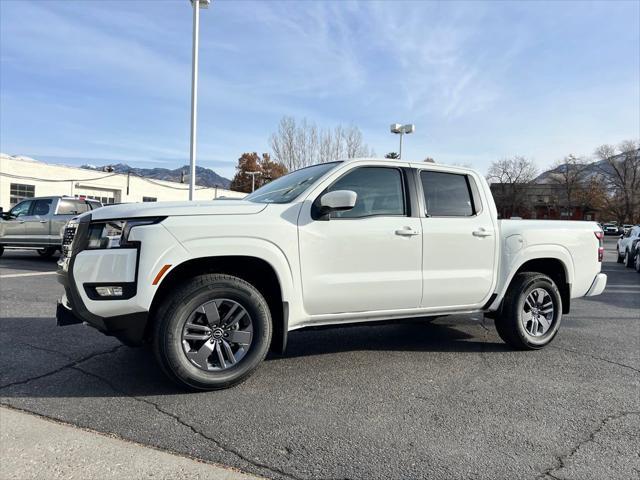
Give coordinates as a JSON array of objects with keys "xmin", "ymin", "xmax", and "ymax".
[
  {"xmin": 39, "ymin": 220, "xmax": 47, "ymax": 223},
  {"xmin": 472, "ymin": 228, "xmax": 493, "ymax": 238},
  {"xmin": 395, "ymin": 227, "xmax": 420, "ymax": 236},
  {"xmin": 18, "ymin": 220, "xmax": 25, "ymax": 224}
]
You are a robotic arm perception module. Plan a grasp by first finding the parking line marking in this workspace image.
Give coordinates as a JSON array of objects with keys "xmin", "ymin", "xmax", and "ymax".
[
  {"xmin": 606, "ymin": 284, "xmax": 640, "ymax": 288},
  {"xmin": 0, "ymin": 271, "xmax": 57, "ymax": 279}
]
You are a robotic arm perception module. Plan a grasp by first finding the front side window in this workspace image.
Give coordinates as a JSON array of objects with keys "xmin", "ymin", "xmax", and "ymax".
[
  {"xmin": 33, "ymin": 199, "xmax": 52, "ymax": 216},
  {"xmin": 9, "ymin": 200, "xmax": 33, "ymax": 218},
  {"xmin": 142, "ymin": 197, "xmax": 157, "ymax": 202},
  {"xmin": 325, "ymin": 167, "xmax": 406, "ymax": 219},
  {"xmin": 10, "ymin": 183, "xmax": 35, "ymax": 206},
  {"xmin": 246, "ymin": 162, "xmax": 339, "ymax": 204},
  {"xmin": 57, "ymin": 200, "xmax": 89, "ymax": 215},
  {"xmin": 421, "ymin": 171, "xmax": 475, "ymax": 217}
]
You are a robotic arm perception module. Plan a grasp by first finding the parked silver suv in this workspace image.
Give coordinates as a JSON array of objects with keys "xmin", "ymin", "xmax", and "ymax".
[{"xmin": 0, "ymin": 196, "xmax": 102, "ymax": 257}]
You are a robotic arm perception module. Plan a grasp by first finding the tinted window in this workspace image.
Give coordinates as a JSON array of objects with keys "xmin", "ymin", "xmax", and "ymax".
[
  {"xmin": 326, "ymin": 167, "xmax": 405, "ymax": 218},
  {"xmin": 33, "ymin": 199, "xmax": 52, "ymax": 216},
  {"xmin": 421, "ymin": 171, "xmax": 474, "ymax": 217},
  {"xmin": 9, "ymin": 200, "xmax": 32, "ymax": 218},
  {"xmin": 57, "ymin": 200, "xmax": 89, "ymax": 215},
  {"xmin": 87, "ymin": 201, "xmax": 102, "ymax": 210}
]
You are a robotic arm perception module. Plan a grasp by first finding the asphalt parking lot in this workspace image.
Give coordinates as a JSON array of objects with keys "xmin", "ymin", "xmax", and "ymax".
[{"xmin": 1, "ymin": 238, "xmax": 638, "ymax": 480}]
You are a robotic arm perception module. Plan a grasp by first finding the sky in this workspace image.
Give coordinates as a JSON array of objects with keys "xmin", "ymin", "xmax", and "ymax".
[{"xmin": 1, "ymin": 0, "xmax": 639, "ymax": 179}]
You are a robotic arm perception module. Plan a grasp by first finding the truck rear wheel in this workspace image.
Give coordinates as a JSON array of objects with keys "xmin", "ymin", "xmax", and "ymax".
[
  {"xmin": 494, "ymin": 272, "xmax": 562, "ymax": 350},
  {"xmin": 153, "ymin": 274, "xmax": 272, "ymax": 390}
]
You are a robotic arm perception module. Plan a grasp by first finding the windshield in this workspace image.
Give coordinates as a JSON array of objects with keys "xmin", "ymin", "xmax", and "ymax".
[{"xmin": 245, "ymin": 162, "xmax": 340, "ymax": 204}]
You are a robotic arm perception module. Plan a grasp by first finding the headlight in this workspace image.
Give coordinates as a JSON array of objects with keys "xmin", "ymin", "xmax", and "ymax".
[{"xmin": 87, "ymin": 218, "xmax": 163, "ymax": 249}]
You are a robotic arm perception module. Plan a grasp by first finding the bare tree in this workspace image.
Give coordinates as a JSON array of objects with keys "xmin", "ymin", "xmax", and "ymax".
[
  {"xmin": 486, "ymin": 156, "xmax": 538, "ymax": 218},
  {"xmin": 594, "ymin": 140, "xmax": 640, "ymax": 223},
  {"xmin": 270, "ymin": 116, "xmax": 373, "ymax": 170},
  {"xmin": 547, "ymin": 154, "xmax": 591, "ymax": 218}
]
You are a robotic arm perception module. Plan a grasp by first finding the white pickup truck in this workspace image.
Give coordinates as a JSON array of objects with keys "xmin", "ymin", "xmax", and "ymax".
[{"xmin": 57, "ymin": 159, "xmax": 607, "ymax": 389}]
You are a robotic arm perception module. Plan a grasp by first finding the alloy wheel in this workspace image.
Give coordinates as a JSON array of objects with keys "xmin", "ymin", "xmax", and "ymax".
[
  {"xmin": 181, "ymin": 299, "xmax": 253, "ymax": 371},
  {"xmin": 522, "ymin": 288, "xmax": 555, "ymax": 337}
]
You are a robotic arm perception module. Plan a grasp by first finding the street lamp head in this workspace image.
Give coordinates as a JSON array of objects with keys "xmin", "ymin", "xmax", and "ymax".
[
  {"xmin": 401, "ymin": 124, "xmax": 415, "ymax": 135},
  {"xmin": 190, "ymin": 0, "xmax": 211, "ymax": 8},
  {"xmin": 390, "ymin": 123, "xmax": 402, "ymax": 134}
]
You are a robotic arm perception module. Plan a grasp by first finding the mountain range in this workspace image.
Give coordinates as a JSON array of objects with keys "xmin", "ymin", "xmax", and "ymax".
[
  {"xmin": 81, "ymin": 163, "xmax": 231, "ymax": 188},
  {"xmin": 534, "ymin": 159, "xmax": 616, "ymax": 184}
]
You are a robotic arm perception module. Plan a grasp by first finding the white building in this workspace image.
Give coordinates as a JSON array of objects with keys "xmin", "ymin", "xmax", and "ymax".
[{"xmin": 0, "ymin": 153, "xmax": 244, "ymax": 209}]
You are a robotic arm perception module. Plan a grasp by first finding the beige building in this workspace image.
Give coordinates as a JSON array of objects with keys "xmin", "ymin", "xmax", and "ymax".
[{"xmin": 0, "ymin": 153, "xmax": 244, "ymax": 209}]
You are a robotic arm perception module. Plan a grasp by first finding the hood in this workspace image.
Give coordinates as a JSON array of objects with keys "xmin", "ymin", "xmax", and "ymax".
[{"xmin": 88, "ymin": 199, "xmax": 267, "ymax": 221}]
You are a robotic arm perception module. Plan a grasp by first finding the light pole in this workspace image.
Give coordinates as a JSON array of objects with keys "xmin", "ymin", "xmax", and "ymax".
[
  {"xmin": 246, "ymin": 171, "xmax": 261, "ymax": 192},
  {"xmin": 390, "ymin": 123, "xmax": 415, "ymax": 160},
  {"xmin": 188, "ymin": 0, "xmax": 211, "ymax": 200}
]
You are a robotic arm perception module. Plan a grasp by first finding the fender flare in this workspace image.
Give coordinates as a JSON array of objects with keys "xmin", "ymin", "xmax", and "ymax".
[{"xmin": 489, "ymin": 244, "xmax": 574, "ymax": 311}]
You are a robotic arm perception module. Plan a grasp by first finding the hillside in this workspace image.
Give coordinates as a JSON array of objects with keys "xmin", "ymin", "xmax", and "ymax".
[{"xmin": 81, "ymin": 163, "xmax": 231, "ymax": 188}]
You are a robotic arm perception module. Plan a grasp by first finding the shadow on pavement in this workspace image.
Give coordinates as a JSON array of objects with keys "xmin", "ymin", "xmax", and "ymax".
[
  {"xmin": 0, "ymin": 316, "xmax": 507, "ymax": 399},
  {"xmin": 0, "ymin": 251, "xmax": 59, "ymax": 272}
]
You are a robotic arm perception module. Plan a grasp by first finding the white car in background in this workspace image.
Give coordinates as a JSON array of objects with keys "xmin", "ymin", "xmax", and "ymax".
[{"xmin": 616, "ymin": 225, "xmax": 640, "ymax": 268}]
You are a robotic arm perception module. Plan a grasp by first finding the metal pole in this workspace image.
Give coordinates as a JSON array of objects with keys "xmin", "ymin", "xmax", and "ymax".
[
  {"xmin": 251, "ymin": 175, "xmax": 255, "ymax": 193},
  {"xmin": 188, "ymin": 0, "xmax": 200, "ymax": 201},
  {"xmin": 398, "ymin": 132, "xmax": 403, "ymax": 160}
]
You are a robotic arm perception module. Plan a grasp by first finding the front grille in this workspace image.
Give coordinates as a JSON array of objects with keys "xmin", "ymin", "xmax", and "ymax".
[{"xmin": 62, "ymin": 223, "xmax": 77, "ymax": 257}]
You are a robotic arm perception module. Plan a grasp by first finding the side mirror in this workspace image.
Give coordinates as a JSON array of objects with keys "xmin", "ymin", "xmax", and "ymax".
[{"xmin": 318, "ymin": 190, "xmax": 357, "ymax": 218}]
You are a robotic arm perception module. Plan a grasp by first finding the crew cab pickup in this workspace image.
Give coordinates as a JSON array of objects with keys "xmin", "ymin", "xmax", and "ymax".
[
  {"xmin": 56, "ymin": 159, "xmax": 607, "ymax": 390},
  {"xmin": 0, "ymin": 196, "xmax": 102, "ymax": 257}
]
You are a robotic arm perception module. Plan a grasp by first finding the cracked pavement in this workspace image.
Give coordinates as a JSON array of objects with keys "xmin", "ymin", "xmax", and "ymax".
[{"xmin": 1, "ymin": 238, "xmax": 638, "ymax": 479}]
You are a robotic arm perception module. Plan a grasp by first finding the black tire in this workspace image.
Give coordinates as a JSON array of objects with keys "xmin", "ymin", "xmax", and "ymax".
[
  {"xmin": 37, "ymin": 247, "xmax": 57, "ymax": 258},
  {"xmin": 635, "ymin": 249, "xmax": 640, "ymax": 273},
  {"xmin": 616, "ymin": 248, "xmax": 624, "ymax": 263},
  {"xmin": 153, "ymin": 274, "xmax": 272, "ymax": 390},
  {"xmin": 495, "ymin": 272, "xmax": 562, "ymax": 350},
  {"xmin": 623, "ymin": 249, "xmax": 633, "ymax": 268},
  {"xmin": 0, "ymin": 245, "xmax": 3, "ymax": 257}
]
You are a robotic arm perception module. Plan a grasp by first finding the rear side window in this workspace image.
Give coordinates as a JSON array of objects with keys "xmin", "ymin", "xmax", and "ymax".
[
  {"xmin": 421, "ymin": 171, "xmax": 475, "ymax": 217},
  {"xmin": 57, "ymin": 200, "xmax": 89, "ymax": 215},
  {"xmin": 326, "ymin": 167, "xmax": 406, "ymax": 218},
  {"xmin": 87, "ymin": 201, "xmax": 102, "ymax": 210},
  {"xmin": 33, "ymin": 199, "xmax": 52, "ymax": 216}
]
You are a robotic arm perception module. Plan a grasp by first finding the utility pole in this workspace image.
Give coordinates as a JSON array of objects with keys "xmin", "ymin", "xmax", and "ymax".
[
  {"xmin": 246, "ymin": 171, "xmax": 261, "ymax": 192},
  {"xmin": 188, "ymin": 0, "xmax": 211, "ymax": 200}
]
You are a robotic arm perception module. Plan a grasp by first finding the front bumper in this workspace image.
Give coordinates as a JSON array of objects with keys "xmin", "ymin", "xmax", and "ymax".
[
  {"xmin": 55, "ymin": 215, "xmax": 149, "ymax": 346},
  {"xmin": 585, "ymin": 273, "xmax": 607, "ymax": 296}
]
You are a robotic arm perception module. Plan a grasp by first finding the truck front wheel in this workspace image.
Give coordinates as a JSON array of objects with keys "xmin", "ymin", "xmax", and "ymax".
[
  {"xmin": 494, "ymin": 272, "xmax": 562, "ymax": 350},
  {"xmin": 153, "ymin": 274, "xmax": 272, "ymax": 390}
]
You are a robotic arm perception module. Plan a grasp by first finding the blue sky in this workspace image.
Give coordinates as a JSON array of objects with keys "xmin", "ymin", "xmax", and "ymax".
[{"xmin": 1, "ymin": 0, "xmax": 638, "ymax": 179}]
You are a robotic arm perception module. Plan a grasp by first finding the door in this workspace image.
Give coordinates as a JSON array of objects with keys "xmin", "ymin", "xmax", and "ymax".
[
  {"xmin": 298, "ymin": 166, "xmax": 422, "ymax": 316},
  {"xmin": 419, "ymin": 170, "xmax": 497, "ymax": 308},
  {"xmin": 1, "ymin": 200, "xmax": 33, "ymax": 244},
  {"xmin": 22, "ymin": 198, "xmax": 54, "ymax": 245}
]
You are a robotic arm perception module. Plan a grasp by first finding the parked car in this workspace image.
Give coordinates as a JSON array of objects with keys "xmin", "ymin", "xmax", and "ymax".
[
  {"xmin": 617, "ymin": 225, "xmax": 640, "ymax": 267},
  {"xmin": 602, "ymin": 223, "xmax": 621, "ymax": 236},
  {"xmin": 622, "ymin": 224, "xmax": 634, "ymax": 235},
  {"xmin": 634, "ymin": 241, "xmax": 640, "ymax": 273},
  {"xmin": 0, "ymin": 196, "xmax": 102, "ymax": 257},
  {"xmin": 56, "ymin": 159, "xmax": 607, "ymax": 390}
]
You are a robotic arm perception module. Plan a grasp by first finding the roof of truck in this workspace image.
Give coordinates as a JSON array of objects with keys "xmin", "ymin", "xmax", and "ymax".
[{"xmin": 340, "ymin": 157, "xmax": 477, "ymax": 175}]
